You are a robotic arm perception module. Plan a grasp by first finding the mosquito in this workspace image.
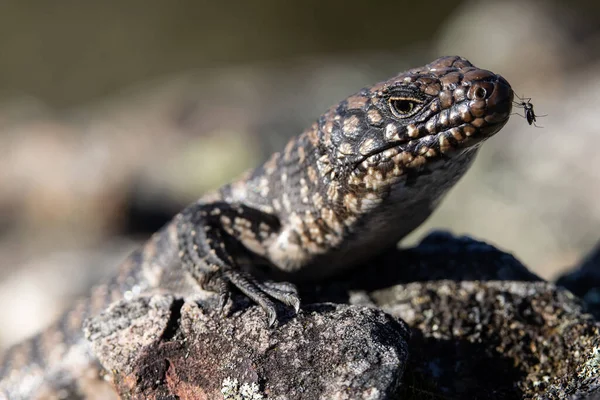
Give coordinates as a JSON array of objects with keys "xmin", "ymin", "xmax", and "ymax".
[{"xmin": 512, "ymin": 94, "xmax": 546, "ymax": 128}]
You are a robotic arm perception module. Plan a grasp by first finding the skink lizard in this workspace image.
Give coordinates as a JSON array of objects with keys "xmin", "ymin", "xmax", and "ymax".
[{"xmin": 0, "ymin": 56, "xmax": 513, "ymax": 399}]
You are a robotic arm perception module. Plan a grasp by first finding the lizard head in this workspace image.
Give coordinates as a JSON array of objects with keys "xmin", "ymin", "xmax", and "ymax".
[{"xmin": 320, "ymin": 56, "xmax": 513, "ymax": 192}]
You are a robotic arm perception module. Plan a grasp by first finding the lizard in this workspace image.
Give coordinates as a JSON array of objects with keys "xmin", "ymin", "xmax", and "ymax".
[{"xmin": 0, "ymin": 56, "xmax": 514, "ymax": 399}]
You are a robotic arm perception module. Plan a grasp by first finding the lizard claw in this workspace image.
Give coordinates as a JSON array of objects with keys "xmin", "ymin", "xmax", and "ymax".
[
  {"xmin": 260, "ymin": 281, "xmax": 300, "ymax": 313},
  {"xmin": 217, "ymin": 279, "xmax": 230, "ymax": 314}
]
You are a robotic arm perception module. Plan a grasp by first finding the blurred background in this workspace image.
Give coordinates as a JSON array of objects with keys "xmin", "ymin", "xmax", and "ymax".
[{"xmin": 1, "ymin": 0, "xmax": 599, "ymax": 350}]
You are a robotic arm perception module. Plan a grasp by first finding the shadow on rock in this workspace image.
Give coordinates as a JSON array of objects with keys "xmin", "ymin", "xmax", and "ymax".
[
  {"xmin": 299, "ymin": 231, "xmax": 542, "ymax": 304},
  {"xmin": 398, "ymin": 330, "xmax": 526, "ymax": 399}
]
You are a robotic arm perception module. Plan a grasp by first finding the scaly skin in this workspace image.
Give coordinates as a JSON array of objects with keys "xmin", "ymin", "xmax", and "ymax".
[{"xmin": 0, "ymin": 56, "xmax": 513, "ymax": 399}]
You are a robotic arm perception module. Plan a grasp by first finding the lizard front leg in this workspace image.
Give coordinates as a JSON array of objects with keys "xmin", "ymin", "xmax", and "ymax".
[{"xmin": 176, "ymin": 201, "xmax": 300, "ymax": 325}]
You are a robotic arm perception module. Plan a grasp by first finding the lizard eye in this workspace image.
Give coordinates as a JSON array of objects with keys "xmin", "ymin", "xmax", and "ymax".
[{"xmin": 389, "ymin": 97, "xmax": 423, "ymax": 118}]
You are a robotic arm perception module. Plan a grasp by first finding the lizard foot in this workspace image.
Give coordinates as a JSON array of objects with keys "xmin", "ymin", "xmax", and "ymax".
[{"xmin": 219, "ymin": 270, "xmax": 300, "ymax": 326}]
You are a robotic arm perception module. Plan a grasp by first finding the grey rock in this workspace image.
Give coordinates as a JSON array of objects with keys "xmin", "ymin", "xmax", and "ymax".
[
  {"xmin": 300, "ymin": 231, "xmax": 542, "ymax": 305},
  {"xmin": 372, "ymin": 280, "xmax": 600, "ymax": 399},
  {"xmin": 83, "ymin": 232, "xmax": 600, "ymax": 399},
  {"xmin": 557, "ymin": 241, "xmax": 600, "ymax": 320},
  {"xmin": 84, "ymin": 296, "xmax": 410, "ymax": 400},
  {"xmin": 84, "ymin": 294, "xmax": 177, "ymax": 376}
]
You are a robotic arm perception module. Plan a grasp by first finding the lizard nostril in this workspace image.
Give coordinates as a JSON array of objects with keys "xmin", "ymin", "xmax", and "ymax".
[
  {"xmin": 468, "ymin": 81, "xmax": 495, "ymax": 101},
  {"xmin": 474, "ymin": 87, "xmax": 487, "ymax": 100}
]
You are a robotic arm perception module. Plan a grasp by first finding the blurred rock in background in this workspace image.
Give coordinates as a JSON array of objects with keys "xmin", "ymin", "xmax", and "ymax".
[{"xmin": 1, "ymin": 0, "xmax": 600, "ymax": 349}]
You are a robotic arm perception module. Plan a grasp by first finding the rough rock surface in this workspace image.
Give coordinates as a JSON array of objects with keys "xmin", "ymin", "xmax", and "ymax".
[
  {"xmin": 84, "ymin": 232, "xmax": 600, "ymax": 399},
  {"xmin": 84, "ymin": 297, "xmax": 410, "ymax": 400},
  {"xmin": 374, "ymin": 281, "xmax": 600, "ymax": 399}
]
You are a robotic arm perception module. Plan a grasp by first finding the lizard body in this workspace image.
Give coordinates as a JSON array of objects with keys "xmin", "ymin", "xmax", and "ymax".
[{"xmin": 0, "ymin": 56, "xmax": 513, "ymax": 399}]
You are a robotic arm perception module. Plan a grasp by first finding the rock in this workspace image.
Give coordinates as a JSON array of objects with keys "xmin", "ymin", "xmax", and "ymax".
[
  {"xmin": 557, "ymin": 241, "xmax": 600, "ymax": 319},
  {"xmin": 372, "ymin": 280, "xmax": 600, "ymax": 399},
  {"xmin": 83, "ymin": 232, "xmax": 600, "ymax": 399},
  {"xmin": 362, "ymin": 231, "xmax": 542, "ymax": 283},
  {"xmin": 84, "ymin": 296, "xmax": 410, "ymax": 400},
  {"xmin": 84, "ymin": 294, "xmax": 178, "ymax": 377},
  {"xmin": 300, "ymin": 231, "xmax": 543, "ymax": 305}
]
